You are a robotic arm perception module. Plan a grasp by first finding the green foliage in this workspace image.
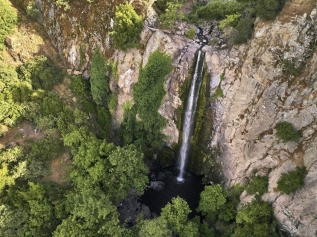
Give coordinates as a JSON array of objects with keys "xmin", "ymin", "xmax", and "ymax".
[
  {"xmin": 246, "ymin": 176, "xmax": 268, "ymax": 196},
  {"xmin": 161, "ymin": 197, "xmax": 199, "ymax": 236},
  {"xmin": 197, "ymin": 0, "xmax": 245, "ymax": 20},
  {"xmin": 70, "ymin": 75, "xmax": 90, "ymax": 99},
  {"xmin": 277, "ymin": 167, "xmax": 307, "ymax": 194},
  {"xmin": 283, "ymin": 59, "xmax": 299, "ymax": 76},
  {"xmin": 0, "ymin": 204, "xmax": 28, "ymax": 237},
  {"xmin": 0, "ymin": 0, "xmax": 17, "ymax": 50},
  {"xmin": 105, "ymin": 144, "xmax": 149, "ymax": 202},
  {"xmin": 0, "ymin": 146, "xmax": 25, "ymax": 192},
  {"xmin": 26, "ymin": 0, "xmax": 40, "ymax": 19},
  {"xmin": 275, "ymin": 121, "xmax": 300, "ymax": 142},
  {"xmin": 24, "ymin": 137, "xmax": 64, "ymax": 179},
  {"xmin": 131, "ymin": 50, "xmax": 173, "ymax": 149},
  {"xmin": 138, "ymin": 217, "xmax": 172, "ymax": 237},
  {"xmin": 197, "ymin": 184, "xmax": 228, "ymax": 221},
  {"xmin": 256, "ymin": 0, "xmax": 285, "ymax": 20},
  {"xmin": 232, "ymin": 17, "xmax": 255, "ymax": 44},
  {"xmin": 54, "ymin": 184, "xmax": 124, "ymax": 237},
  {"xmin": 18, "ymin": 56, "xmax": 63, "ymax": 91},
  {"xmin": 185, "ymin": 27, "xmax": 196, "ymax": 39},
  {"xmin": 40, "ymin": 94, "xmax": 64, "ymax": 117},
  {"xmin": 233, "ymin": 199, "xmax": 280, "ymax": 237},
  {"xmin": 219, "ymin": 13, "xmax": 241, "ymax": 29},
  {"xmin": 159, "ymin": 1, "xmax": 184, "ymax": 29},
  {"xmin": 90, "ymin": 47, "xmax": 110, "ymax": 106},
  {"xmin": 111, "ymin": 3, "xmax": 143, "ymax": 50},
  {"xmin": 213, "ymin": 87, "xmax": 224, "ymax": 98}
]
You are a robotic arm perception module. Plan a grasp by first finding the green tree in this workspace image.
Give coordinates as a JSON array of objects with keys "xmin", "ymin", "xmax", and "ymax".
[
  {"xmin": 138, "ymin": 217, "xmax": 172, "ymax": 237},
  {"xmin": 277, "ymin": 167, "xmax": 307, "ymax": 194},
  {"xmin": 159, "ymin": 0, "xmax": 184, "ymax": 29},
  {"xmin": 54, "ymin": 184, "xmax": 124, "ymax": 237},
  {"xmin": 105, "ymin": 144, "xmax": 149, "ymax": 203},
  {"xmin": 161, "ymin": 197, "xmax": 199, "ymax": 237},
  {"xmin": 132, "ymin": 50, "xmax": 173, "ymax": 149},
  {"xmin": 246, "ymin": 176, "xmax": 269, "ymax": 196},
  {"xmin": 90, "ymin": 47, "xmax": 110, "ymax": 106},
  {"xmin": 0, "ymin": 205, "xmax": 28, "ymax": 237},
  {"xmin": 0, "ymin": 0, "xmax": 17, "ymax": 50},
  {"xmin": 197, "ymin": 184, "xmax": 228, "ymax": 221},
  {"xmin": 233, "ymin": 199, "xmax": 278, "ymax": 237},
  {"xmin": 111, "ymin": 3, "xmax": 143, "ymax": 50}
]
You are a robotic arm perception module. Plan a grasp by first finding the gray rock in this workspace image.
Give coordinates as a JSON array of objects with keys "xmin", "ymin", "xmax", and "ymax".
[{"xmin": 149, "ymin": 181, "xmax": 165, "ymax": 191}]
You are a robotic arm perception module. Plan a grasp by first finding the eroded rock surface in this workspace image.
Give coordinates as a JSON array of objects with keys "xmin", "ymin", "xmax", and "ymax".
[{"xmin": 208, "ymin": 4, "xmax": 317, "ymax": 236}]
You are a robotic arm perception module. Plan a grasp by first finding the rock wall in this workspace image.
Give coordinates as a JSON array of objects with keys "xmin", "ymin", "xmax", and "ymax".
[{"xmin": 207, "ymin": 1, "xmax": 317, "ymax": 236}]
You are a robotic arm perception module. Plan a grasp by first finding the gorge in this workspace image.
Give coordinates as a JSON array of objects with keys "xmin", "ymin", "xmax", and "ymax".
[{"xmin": 1, "ymin": 0, "xmax": 317, "ymax": 236}]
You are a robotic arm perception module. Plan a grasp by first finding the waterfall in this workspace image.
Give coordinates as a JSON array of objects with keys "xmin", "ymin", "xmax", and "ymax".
[{"xmin": 177, "ymin": 50, "xmax": 205, "ymax": 182}]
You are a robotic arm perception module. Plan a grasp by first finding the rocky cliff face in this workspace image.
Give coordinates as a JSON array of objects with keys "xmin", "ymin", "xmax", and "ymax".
[
  {"xmin": 31, "ymin": 0, "xmax": 317, "ymax": 235},
  {"xmin": 208, "ymin": 1, "xmax": 317, "ymax": 235}
]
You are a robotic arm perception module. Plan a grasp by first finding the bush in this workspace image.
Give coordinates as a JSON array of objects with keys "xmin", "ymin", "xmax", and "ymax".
[
  {"xmin": 185, "ymin": 27, "xmax": 196, "ymax": 39},
  {"xmin": 256, "ymin": 0, "xmax": 285, "ymax": 20},
  {"xmin": 70, "ymin": 75, "xmax": 90, "ymax": 99},
  {"xmin": 18, "ymin": 56, "xmax": 63, "ymax": 91},
  {"xmin": 232, "ymin": 17, "xmax": 254, "ymax": 44},
  {"xmin": 159, "ymin": 1, "xmax": 184, "ymax": 29},
  {"xmin": 219, "ymin": 13, "xmax": 241, "ymax": 29},
  {"xmin": 0, "ymin": 0, "xmax": 17, "ymax": 50},
  {"xmin": 246, "ymin": 176, "xmax": 268, "ymax": 196},
  {"xmin": 275, "ymin": 121, "xmax": 300, "ymax": 142},
  {"xmin": 197, "ymin": 0, "xmax": 245, "ymax": 20},
  {"xmin": 277, "ymin": 167, "xmax": 307, "ymax": 194},
  {"xmin": 283, "ymin": 59, "xmax": 299, "ymax": 76},
  {"xmin": 111, "ymin": 3, "xmax": 143, "ymax": 50}
]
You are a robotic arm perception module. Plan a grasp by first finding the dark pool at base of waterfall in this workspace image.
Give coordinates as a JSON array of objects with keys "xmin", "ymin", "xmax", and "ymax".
[{"xmin": 140, "ymin": 170, "xmax": 204, "ymax": 218}]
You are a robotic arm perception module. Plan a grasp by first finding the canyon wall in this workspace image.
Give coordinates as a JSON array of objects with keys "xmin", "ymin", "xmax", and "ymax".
[{"xmin": 207, "ymin": 1, "xmax": 317, "ymax": 235}]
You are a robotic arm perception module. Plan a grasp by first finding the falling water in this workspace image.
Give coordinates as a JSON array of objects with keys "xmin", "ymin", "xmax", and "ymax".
[{"xmin": 177, "ymin": 50, "xmax": 205, "ymax": 182}]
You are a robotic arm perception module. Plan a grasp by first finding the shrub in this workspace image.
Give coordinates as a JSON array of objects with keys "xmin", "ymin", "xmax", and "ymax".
[
  {"xmin": 185, "ymin": 27, "xmax": 196, "ymax": 39},
  {"xmin": 111, "ymin": 3, "xmax": 143, "ymax": 50},
  {"xmin": 40, "ymin": 94, "xmax": 64, "ymax": 117},
  {"xmin": 18, "ymin": 56, "xmax": 63, "ymax": 91},
  {"xmin": 275, "ymin": 121, "xmax": 300, "ymax": 142},
  {"xmin": 277, "ymin": 167, "xmax": 307, "ymax": 194},
  {"xmin": 219, "ymin": 13, "xmax": 241, "ymax": 29},
  {"xmin": 213, "ymin": 87, "xmax": 224, "ymax": 98},
  {"xmin": 246, "ymin": 176, "xmax": 268, "ymax": 196},
  {"xmin": 256, "ymin": 0, "xmax": 285, "ymax": 20},
  {"xmin": 283, "ymin": 59, "xmax": 299, "ymax": 76},
  {"xmin": 232, "ymin": 17, "xmax": 254, "ymax": 44},
  {"xmin": 70, "ymin": 75, "xmax": 90, "ymax": 99},
  {"xmin": 159, "ymin": 1, "xmax": 184, "ymax": 29},
  {"xmin": 0, "ymin": 0, "xmax": 17, "ymax": 50},
  {"xmin": 197, "ymin": 0, "xmax": 245, "ymax": 20}
]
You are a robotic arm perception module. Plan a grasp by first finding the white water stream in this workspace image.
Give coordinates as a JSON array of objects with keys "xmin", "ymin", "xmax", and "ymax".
[{"xmin": 177, "ymin": 50, "xmax": 205, "ymax": 182}]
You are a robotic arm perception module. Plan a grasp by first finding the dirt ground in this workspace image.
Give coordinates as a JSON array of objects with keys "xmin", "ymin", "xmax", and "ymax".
[
  {"xmin": 278, "ymin": 0, "xmax": 316, "ymax": 23},
  {"xmin": 0, "ymin": 122, "xmax": 45, "ymax": 149},
  {"xmin": 44, "ymin": 153, "xmax": 72, "ymax": 184}
]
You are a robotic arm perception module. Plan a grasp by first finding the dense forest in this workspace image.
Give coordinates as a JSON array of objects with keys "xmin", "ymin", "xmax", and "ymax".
[{"xmin": 0, "ymin": 0, "xmax": 307, "ymax": 236}]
